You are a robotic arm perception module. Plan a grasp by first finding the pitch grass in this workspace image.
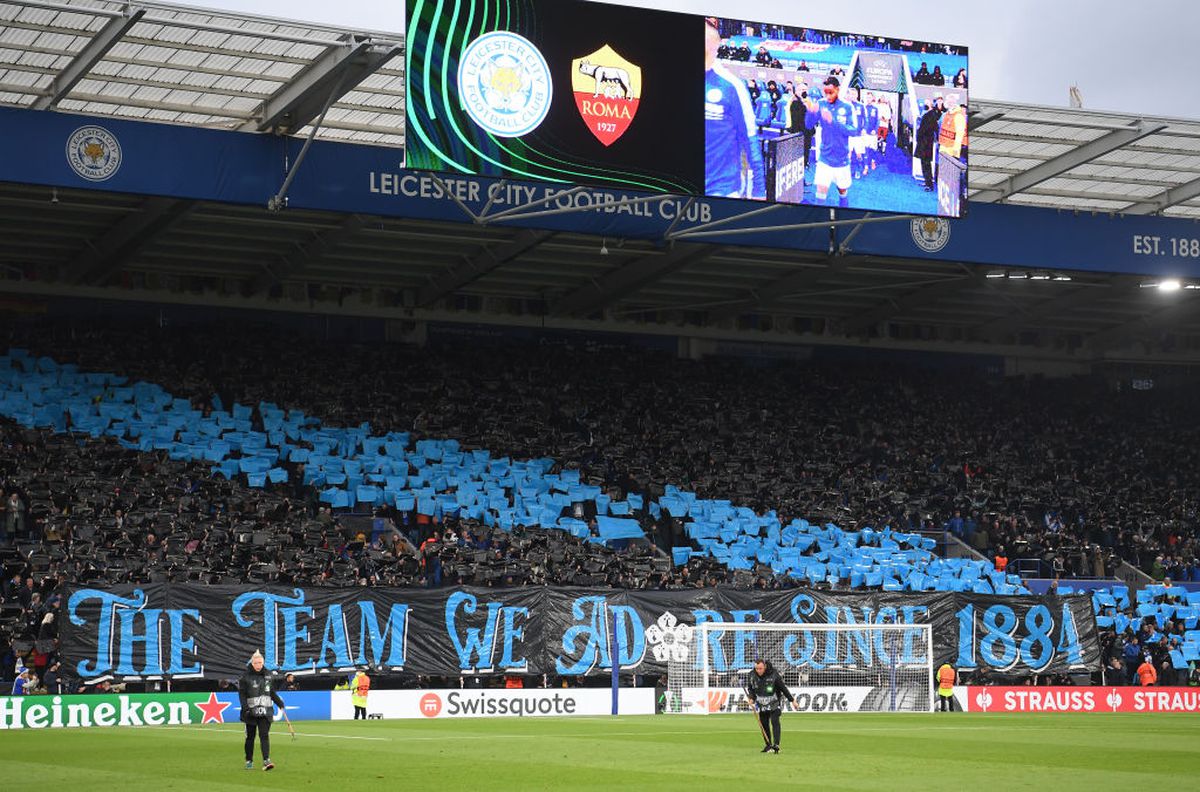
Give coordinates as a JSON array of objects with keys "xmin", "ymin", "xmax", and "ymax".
[{"xmin": 1, "ymin": 713, "xmax": 1197, "ymax": 790}]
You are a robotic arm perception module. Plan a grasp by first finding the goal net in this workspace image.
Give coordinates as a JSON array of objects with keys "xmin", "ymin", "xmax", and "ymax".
[{"xmin": 665, "ymin": 622, "xmax": 934, "ymax": 714}]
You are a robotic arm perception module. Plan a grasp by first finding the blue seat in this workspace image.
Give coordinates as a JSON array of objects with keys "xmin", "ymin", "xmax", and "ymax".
[{"xmin": 754, "ymin": 98, "xmax": 773, "ymax": 128}]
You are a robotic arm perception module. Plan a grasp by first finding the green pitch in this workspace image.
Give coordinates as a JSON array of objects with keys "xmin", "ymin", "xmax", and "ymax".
[{"xmin": 1, "ymin": 713, "xmax": 1196, "ymax": 790}]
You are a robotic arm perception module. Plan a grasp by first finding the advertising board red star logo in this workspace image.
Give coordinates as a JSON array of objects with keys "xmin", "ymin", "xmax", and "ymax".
[{"xmin": 195, "ymin": 692, "xmax": 231, "ymax": 724}]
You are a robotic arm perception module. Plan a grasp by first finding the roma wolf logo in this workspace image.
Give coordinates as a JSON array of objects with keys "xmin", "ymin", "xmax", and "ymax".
[
  {"xmin": 578, "ymin": 61, "xmax": 632, "ymax": 99},
  {"xmin": 571, "ymin": 45, "xmax": 641, "ymax": 147}
]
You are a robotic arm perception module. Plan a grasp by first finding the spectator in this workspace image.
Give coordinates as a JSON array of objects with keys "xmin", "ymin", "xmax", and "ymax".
[
  {"xmin": 1105, "ymin": 657, "xmax": 1125, "ymax": 686},
  {"xmin": 11, "ymin": 664, "xmax": 32, "ymax": 695},
  {"xmin": 4, "ymin": 490, "xmax": 24, "ymax": 543},
  {"xmin": 41, "ymin": 660, "xmax": 61, "ymax": 694}
]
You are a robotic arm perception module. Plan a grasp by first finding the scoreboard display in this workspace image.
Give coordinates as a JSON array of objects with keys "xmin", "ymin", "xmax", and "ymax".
[{"xmin": 405, "ymin": 0, "xmax": 969, "ymax": 218}]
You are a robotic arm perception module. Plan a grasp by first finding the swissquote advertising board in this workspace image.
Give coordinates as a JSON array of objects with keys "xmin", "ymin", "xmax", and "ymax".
[{"xmin": 329, "ymin": 688, "xmax": 654, "ymax": 720}]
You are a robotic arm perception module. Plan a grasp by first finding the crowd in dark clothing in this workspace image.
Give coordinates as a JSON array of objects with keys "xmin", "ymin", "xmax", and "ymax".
[{"xmin": 3, "ymin": 319, "xmax": 1200, "ymax": 689}]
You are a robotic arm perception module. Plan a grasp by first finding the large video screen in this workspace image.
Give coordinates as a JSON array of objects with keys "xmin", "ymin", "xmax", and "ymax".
[{"xmin": 405, "ymin": 0, "xmax": 969, "ymax": 218}]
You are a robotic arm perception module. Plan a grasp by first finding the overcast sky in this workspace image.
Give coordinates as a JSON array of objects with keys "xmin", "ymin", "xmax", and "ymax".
[{"xmin": 181, "ymin": 0, "xmax": 1198, "ymax": 118}]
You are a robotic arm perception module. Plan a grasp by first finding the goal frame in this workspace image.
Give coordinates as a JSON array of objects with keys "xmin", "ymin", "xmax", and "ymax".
[{"xmin": 672, "ymin": 621, "xmax": 935, "ymax": 714}]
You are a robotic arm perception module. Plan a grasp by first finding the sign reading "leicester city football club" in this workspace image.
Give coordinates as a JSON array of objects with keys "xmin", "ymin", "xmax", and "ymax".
[{"xmin": 1, "ymin": 105, "xmax": 1196, "ymax": 277}]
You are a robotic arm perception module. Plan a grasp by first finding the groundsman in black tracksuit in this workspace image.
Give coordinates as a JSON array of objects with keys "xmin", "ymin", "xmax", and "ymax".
[
  {"xmin": 239, "ymin": 651, "xmax": 286, "ymax": 770},
  {"xmin": 746, "ymin": 659, "xmax": 795, "ymax": 753}
]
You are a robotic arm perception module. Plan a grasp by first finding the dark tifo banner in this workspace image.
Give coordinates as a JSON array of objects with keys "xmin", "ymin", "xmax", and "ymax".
[{"xmin": 60, "ymin": 586, "xmax": 1098, "ymax": 681}]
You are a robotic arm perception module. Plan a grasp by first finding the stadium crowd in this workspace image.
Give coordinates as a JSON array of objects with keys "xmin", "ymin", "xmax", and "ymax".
[{"xmin": 2, "ymin": 319, "xmax": 1200, "ymax": 691}]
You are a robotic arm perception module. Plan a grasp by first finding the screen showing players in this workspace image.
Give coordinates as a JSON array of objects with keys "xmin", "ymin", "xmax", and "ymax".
[{"xmin": 405, "ymin": 0, "xmax": 969, "ymax": 218}]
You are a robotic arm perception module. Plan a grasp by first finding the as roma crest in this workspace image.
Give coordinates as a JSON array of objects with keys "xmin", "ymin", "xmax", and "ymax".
[{"xmin": 570, "ymin": 45, "xmax": 641, "ymax": 147}]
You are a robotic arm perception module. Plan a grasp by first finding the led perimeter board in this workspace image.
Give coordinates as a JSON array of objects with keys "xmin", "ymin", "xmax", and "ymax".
[{"xmin": 405, "ymin": 0, "xmax": 969, "ymax": 218}]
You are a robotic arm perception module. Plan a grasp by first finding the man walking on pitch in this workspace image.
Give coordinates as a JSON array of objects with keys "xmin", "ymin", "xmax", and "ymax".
[
  {"xmin": 746, "ymin": 659, "xmax": 796, "ymax": 753},
  {"xmin": 239, "ymin": 650, "xmax": 286, "ymax": 770}
]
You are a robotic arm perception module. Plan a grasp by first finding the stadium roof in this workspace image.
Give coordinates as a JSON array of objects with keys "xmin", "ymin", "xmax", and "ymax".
[
  {"xmin": 968, "ymin": 103, "xmax": 1200, "ymax": 220},
  {"xmin": 3, "ymin": 0, "xmax": 1200, "ymax": 359},
  {"xmin": 0, "ymin": 0, "xmax": 404, "ymax": 145},
  {"xmin": 2, "ymin": 0, "xmax": 1200, "ymax": 216},
  {"xmin": 2, "ymin": 0, "xmax": 1199, "ymax": 217}
]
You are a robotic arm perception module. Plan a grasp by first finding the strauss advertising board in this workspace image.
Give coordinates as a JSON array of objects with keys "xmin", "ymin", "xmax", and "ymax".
[{"xmin": 960, "ymin": 687, "xmax": 1200, "ymax": 714}]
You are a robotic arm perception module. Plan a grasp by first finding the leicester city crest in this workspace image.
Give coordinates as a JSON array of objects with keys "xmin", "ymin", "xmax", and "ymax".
[
  {"xmin": 66, "ymin": 125, "xmax": 122, "ymax": 182},
  {"xmin": 457, "ymin": 31, "xmax": 553, "ymax": 138},
  {"xmin": 910, "ymin": 217, "xmax": 951, "ymax": 253}
]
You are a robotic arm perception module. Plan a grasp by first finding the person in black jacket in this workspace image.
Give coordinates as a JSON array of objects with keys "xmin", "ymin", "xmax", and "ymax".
[
  {"xmin": 239, "ymin": 650, "xmax": 286, "ymax": 771},
  {"xmin": 916, "ymin": 98, "xmax": 944, "ymax": 191},
  {"xmin": 746, "ymin": 659, "xmax": 795, "ymax": 753}
]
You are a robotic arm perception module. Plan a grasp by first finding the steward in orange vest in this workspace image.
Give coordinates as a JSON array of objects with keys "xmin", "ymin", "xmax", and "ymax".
[
  {"xmin": 936, "ymin": 663, "xmax": 956, "ymax": 712},
  {"xmin": 351, "ymin": 669, "xmax": 371, "ymax": 720}
]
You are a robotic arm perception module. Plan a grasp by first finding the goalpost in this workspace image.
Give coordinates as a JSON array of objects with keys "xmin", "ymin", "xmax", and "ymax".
[{"xmin": 665, "ymin": 622, "xmax": 934, "ymax": 714}]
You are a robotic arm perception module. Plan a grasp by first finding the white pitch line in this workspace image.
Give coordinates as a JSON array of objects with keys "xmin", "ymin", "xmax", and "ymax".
[
  {"xmin": 395, "ymin": 735, "xmax": 495, "ymax": 741},
  {"xmin": 143, "ymin": 725, "xmax": 240, "ymax": 732},
  {"xmin": 141, "ymin": 725, "xmax": 391, "ymax": 742}
]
